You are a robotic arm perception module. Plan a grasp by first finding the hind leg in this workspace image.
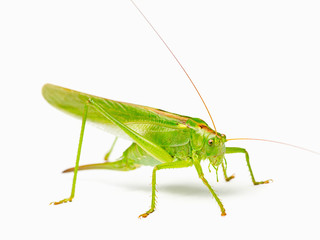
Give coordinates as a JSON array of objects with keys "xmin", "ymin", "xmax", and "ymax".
[
  {"xmin": 53, "ymin": 153, "xmax": 140, "ymax": 205},
  {"xmin": 50, "ymin": 103, "xmax": 89, "ymax": 205},
  {"xmin": 52, "ymin": 159, "xmax": 139, "ymax": 205},
  {"xmin": 50, "ymin": 103, "xmax": 139, "ymax": 205}
]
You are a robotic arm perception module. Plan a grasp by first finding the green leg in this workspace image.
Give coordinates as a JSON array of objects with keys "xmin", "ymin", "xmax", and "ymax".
[
  {"xmin": 226, "ymin": 147, "xmax": 272, "ymax": 185},
  {"xmin": 51, "ymin": 102, "xmax": 89, "ymax": 205},
  {"xmin": 193, "ymin": 160, "xmax": 226, "ymax": 216},
  {"xmin": 139, "ymin": 160, "xmax": 193, "ymax": 218},
  {"xmin": 222, "ymin": 158, "xmax": 235, "ymax": 182},
  {"xmin": 104, "ymin": 137, "xmax": 118, "ymax": 161}
]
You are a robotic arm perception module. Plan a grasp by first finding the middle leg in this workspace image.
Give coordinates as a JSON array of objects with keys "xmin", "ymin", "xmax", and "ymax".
[
  {"xmin": 139, "ymin": 160, "xmax": 193, "ymax": 218},
  {"xmin": 104, "ymin": 137, "xmax": 118, "ymax": 161}
]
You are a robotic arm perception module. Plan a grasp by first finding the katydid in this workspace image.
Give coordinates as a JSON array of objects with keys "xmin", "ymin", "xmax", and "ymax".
[
  {"xmin": 43, "ymin": 83, "xmax": 271, "ymax": 217},
  {"xmin": 43, "ymin": 0, "xmax": 318, "ymax": 218}
]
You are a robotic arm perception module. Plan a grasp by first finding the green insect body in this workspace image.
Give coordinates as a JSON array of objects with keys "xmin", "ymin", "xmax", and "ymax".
[{"xmin": 43, "ymin": 83, "xmax": 270, "ymax": 217}]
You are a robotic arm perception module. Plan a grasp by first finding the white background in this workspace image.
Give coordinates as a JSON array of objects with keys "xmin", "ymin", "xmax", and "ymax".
[{"xmin": 1, "ymin": 0, "xmax": 320, "ymax": 239}]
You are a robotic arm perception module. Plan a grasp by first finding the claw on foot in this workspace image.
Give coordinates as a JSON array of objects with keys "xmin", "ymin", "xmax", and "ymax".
[
  {"xmin": 226, "ymin": 174, "xmax": 235, "ymax": 182},
  {"xmin": 138, "ymin": 210, "xmax": 154, "ymax": 219},
  {"xmin": 138, "ymin": 213, "xmax": 149, "ymax": 219},
  {"xmin": 254, "ymin": 179, "xmax": 273, "ymax": 185},
  {"xmin": 264, "ymin": 179, "xmax": 273, "ymax": 184},
  {"xmin": 50, "ymin": 198, "xmax": 73, "ymax": 205}
]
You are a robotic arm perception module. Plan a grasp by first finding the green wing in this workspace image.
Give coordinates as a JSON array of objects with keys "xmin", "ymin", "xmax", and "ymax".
[{"xmin": 42, "ymin": 84, "xmax": 191, "ymax": 147}]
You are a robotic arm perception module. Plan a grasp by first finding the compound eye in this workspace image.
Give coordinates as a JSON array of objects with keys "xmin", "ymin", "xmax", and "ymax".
[{"xmin": 208, "ymin": 139, "xmax": 213, "ymax": 146}]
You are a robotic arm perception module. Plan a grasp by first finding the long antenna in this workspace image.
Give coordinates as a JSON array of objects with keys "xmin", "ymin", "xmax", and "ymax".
[
  {"xmin": 129, "ymin": 0, "xmax": 218, "ymax": 134},
  {"xmin": 227, "ymin": 138, "xmax": 320, "ymax": 155}
]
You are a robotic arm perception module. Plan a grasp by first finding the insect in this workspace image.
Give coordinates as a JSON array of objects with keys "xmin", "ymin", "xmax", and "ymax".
[{"xmin": 43, "ymin": 0, "xmax": 318, "ymax": 218}]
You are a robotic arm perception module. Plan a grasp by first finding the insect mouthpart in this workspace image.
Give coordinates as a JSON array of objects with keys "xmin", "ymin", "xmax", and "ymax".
[{"xmin": 209, "ymin": 155, "xmax": 224, "ymax": 167}]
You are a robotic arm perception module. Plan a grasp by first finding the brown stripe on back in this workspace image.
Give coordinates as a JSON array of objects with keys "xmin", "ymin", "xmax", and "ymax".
[
  {"xmin": 198, "ymin": 123, "xmax": 217, "ymax": 135},
  {"xmin": 140, "ymin": 106, "xmax": 190, "ymax": 123}
]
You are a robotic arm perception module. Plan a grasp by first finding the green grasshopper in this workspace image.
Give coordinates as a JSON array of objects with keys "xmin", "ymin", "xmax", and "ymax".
[
  {"xmin": 43, "ymin": 83, "xmax": 271, "ymax": 218},
  {"xmin": 43, "ymin": 1, "xmax": 316, "ymax": 218}
]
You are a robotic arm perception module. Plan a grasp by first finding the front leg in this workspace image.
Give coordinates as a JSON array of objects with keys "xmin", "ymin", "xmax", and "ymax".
[
  {"xmin": 222, "ymin": 159, "xmax": 235, "ymax": 182},
  {"xmin": 193, "ymin": 160, "xmax": 226, "ymax": 216},
  {"xmin": 139, "ymin": 160, "xmax": 193, "ymax": 218},
  {"xmin": 226, "ymin": 147, "xmax": 272, "ymax": 185}
]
